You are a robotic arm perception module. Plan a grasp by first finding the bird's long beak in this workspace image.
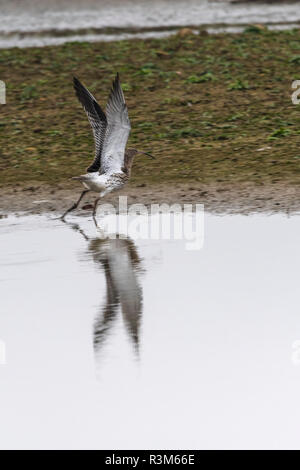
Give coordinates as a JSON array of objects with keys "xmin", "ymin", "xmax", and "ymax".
[{"xmin": 137, "ymin": 150, "xmax": 155, "ymax": 159}]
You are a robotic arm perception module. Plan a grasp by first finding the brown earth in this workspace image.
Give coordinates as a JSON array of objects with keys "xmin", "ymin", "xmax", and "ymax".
[
  {"xmin": 0, "ymin": 181, "xmax": 298, "ymax": 217},
  {"xmin": 0, "ymin": 29, "xmax": 300, "ymax": 216}
]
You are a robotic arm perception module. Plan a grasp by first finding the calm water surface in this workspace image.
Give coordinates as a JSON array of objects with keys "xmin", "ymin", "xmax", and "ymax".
[
  {"xmin": 0, "ymin": 212, "xmax": 299, "ymax": 449},
  {"xmin": 0, "ymin": 0, "xmax": 300, "ymax": 48}
]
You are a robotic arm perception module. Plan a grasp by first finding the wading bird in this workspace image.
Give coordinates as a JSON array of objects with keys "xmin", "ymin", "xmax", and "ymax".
[{"xmin": 61, "ymin": 74, "xmax": 154, "ymax": 220}]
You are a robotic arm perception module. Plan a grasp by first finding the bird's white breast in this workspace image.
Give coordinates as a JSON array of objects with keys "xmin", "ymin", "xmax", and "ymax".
[{"xmin": 82, "ymin": 173, "xmax": 108, "ymax": 192}]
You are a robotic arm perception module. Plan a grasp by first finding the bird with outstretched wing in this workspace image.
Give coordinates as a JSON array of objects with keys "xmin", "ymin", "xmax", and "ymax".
[{"xmin": 61, "ymin": 74, "xmax": 154, "ymax": 221}]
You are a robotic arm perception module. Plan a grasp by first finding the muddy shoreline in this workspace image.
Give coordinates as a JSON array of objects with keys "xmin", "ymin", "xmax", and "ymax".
[{"xmin": 0, "ymin": 181, "xmax": 298, "ymax": 217}]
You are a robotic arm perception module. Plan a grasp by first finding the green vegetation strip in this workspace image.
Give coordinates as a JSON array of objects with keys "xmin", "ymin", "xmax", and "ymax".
[{"xmin": 0, "ymin": 27, "xmax": 300, "ymax": 188}]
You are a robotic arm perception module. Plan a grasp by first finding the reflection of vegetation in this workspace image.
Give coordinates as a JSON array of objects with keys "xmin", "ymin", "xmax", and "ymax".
[{"xmin": 0, "ymin": 28, "xmax": 300, "ymax": 188}]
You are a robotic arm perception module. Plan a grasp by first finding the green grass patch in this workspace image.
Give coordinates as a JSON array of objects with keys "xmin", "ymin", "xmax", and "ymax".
[{"xmin": 0, "ymin": 29, "xmax": 300, "ymax": 188}]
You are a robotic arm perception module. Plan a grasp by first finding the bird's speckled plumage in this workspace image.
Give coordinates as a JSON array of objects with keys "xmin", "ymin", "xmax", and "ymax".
[
  {"xmin": 73, "ymin": 76, "xmax": 107, "ymax": 173},
  {"xmin": 73, "ymin": 73, "xmax": 131, "ymax": 178},
  {"xmin": 61, "ymin": 74, "xmax": 154, "ymax": 220}
]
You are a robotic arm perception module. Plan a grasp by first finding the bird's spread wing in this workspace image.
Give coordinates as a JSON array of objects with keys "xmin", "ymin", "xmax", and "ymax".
[
  {"xmin": 93, "ymin": 262, "xmax": 120, "ymax": 352},
  {"xmin": 100, "ymin": 74, "xmax": 131, "ymax": 174},
  {"xmin": 73, "ymin": 77, "xmax": 107, "ymax": 173}
]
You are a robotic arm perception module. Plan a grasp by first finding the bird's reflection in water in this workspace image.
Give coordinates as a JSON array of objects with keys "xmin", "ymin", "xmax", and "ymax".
[
  {"xmin": 91, "ymin": 236, "xmax": 142, "ymax": 355},
  {"xmin": 65, "ymin": 221, "xmax": 143, "ymax": 360}
]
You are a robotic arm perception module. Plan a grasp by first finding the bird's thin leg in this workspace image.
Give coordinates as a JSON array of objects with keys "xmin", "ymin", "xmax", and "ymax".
[
  {"xmin": 61, "ymin": 190, "xmax": 89, "ymax": 220},
  {"xmin": 60, "ymin": 219, "xmax": 90, "ymax": 241},
  {"xmin": 92, "ymin": 197, "xmax": 100, "ymax": 227}
]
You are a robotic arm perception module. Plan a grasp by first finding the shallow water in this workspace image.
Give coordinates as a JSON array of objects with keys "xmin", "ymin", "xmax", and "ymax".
[
  {"xmin": 0, "ymin": 212, "xmax": 299, "ymax": 449},
  {"xmin": 0, "ymin": 0, "xmax": 300, "ymax": 48}
]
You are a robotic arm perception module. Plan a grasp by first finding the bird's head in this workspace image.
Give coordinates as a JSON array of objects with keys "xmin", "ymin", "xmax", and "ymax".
[{"xmin": 123, "ymin": 148, "xmax": 155, "ymax": 175}]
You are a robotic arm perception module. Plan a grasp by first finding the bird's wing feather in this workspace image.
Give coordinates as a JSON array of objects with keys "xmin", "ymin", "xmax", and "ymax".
[
  {"xmin": 100, "ymin": 74, "xmax": 131, "ymax": 174},
  {"xmin": 73, "ymin": 77, "xmax": 107, "ymax": 173}
]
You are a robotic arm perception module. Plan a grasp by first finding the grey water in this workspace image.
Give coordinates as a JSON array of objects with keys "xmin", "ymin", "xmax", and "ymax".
[
  {"xmin": 0, "ymin": 212, "xmax": 300, "ymax": 449},
  {"xmin": 0, "ymin": 0, "xmax": 300, "ymax": 48}
]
